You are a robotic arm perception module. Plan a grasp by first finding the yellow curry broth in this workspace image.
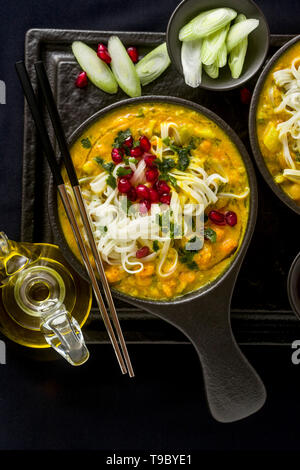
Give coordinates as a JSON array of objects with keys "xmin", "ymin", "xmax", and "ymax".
[
  {"xmin": 58, "ymin": 103, "xmax": 249, "ymax": 300},
  {"xmin": 256, "ymin": 41, "xmax": 300, "ymax": 204}
]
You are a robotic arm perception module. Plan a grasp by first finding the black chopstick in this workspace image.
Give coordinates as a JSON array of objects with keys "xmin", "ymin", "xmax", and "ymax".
[
  {"xmin": 33, "ymin": 60, "xmax": 135, "ymax": 378},
  {"xmin": 15, "ymin": 60, "xmax": 129, "ymax": 375},
  {"xmin": 15, "ymin": 63, "xmax": 63, "ymax": 187}
]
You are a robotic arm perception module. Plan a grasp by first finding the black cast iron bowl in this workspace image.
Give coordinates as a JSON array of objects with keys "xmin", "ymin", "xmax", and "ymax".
[
  {"xmin": 48, "ymin": 96, "xmax": 266, "ymax": 423},
  {"xmin": 288, "ymin": 252, "xmax": 300, "ymax": 319},
  {"xmin": 249, "ymin": 35, "xmax": 300, "ymax": 216},
  {"xmin": 166, "ymin": 0, "xmax": 270, "ymax": 91}
]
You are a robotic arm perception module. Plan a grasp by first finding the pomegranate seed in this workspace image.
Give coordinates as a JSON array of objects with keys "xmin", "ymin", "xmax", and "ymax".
[
  {"xmin": 144, "ymin": 153, "xmax": 157, "ymax": 168},
  {"xmin": 146, "ymin": 168, "xmax": 159, "ymax": 183},
  {"xmin": 98, "ymin": 43, "xmax": 107, "ymax": 51},
  {"xmin": 149, "ymin": 188, "xmax": 159, "ymax": 203},
  {"xmin": 75, "ymin": 71, "xmax": 88, "ymax": 88},
  {"xmin": 155, "ymin": 180, "xmax": 170, "ymax": 195},
  {"xmin": 225, "ymin": 211, "xmax": 237, "ymax": 226},
  {"xmin": 136, "ymin": 184, "xmax": 150, "ymax": 200},
  {"xmin": 130, "ymin": 146, "xmax": 143, "ymax": 158},
  {"xmin": 208, "ymin": 210, "xmax": 226, "ymax": 225},
  {"xmin": 159, "ymin": 193, "xmax": 171, "ymax": 205},
  {"xmin": 136, "ymin": 246, "xmax": 150, "ymax": 259},
  {"xmin": 139, "ymin": 135, "xmax": 151, "ymax": 152},
  {"xmin": 97, "ymin": 43, "xmax": 111, "ymax": 64},
  {"xmin": 98, "ymin": 50, "xmax": 111, "ymax": 64},
  {"xmin": 124, "ymin": 136, "xmax": 133, "ymax": 148},
  {"xmin": 118, "ymin": 178, "xmax": 131, "ymax": 194},
  {"xmin": 127, "ymin": 46, "xmax": 139, "ymax": 64},
  {"xmin": 240, "ymin": 87, "xmax": 251, "ymax": 105},
  {"xmin": 111, "ymin": 148, "xmax": 123, "ymax": 164},
  {"xmin": 139, "ymin": 199, "xmax": 151, "ymax": 214},
  {"xmin": 127, "ymin": 187, "xmax": 137, "ymax": 202}
]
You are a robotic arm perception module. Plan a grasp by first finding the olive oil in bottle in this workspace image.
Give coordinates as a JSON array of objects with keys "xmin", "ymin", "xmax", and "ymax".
[{"xmin": 0, "ymin": 232, "xmax": 92, "ymax": 365}]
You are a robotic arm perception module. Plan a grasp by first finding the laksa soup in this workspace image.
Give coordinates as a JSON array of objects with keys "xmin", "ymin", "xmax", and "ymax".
[
  {"xmin": 256, "ymin": 40, "xmax": 300, "ymax": 205},
  {"xmin": 59, "ymin": 102, "xmax": 250, "ymax": 300}
]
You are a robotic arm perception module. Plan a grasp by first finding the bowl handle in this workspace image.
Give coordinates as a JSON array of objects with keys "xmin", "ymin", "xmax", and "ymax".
[
  {"xmin": 148, "ymin": 270, "xmax": 266, "ymax": 423},
  {"xmin": 189, "ymin": 292, "xmax": 266, "ymax": 423}
]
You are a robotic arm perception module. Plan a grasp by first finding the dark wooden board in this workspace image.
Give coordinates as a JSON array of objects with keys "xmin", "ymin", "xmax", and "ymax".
[{"xmin": 21, "ymin": 29, "xmax": 300, "ymax": 344}]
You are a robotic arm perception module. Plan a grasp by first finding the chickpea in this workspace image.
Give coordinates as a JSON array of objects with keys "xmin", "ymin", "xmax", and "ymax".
[
  {"xmin": 194, "ymin": 244, "xmax": 212, "ymax": 268},
  {"xmin": 82, "ymin": 160, "xmax": 98, "ymax": 175},
  {"xmin": 105, "ymin": 266, "xmax": 124, "ymax": 284},
  {"xmin": 288, "ymin": 183, "xmax": 300, "ymax": 201}
]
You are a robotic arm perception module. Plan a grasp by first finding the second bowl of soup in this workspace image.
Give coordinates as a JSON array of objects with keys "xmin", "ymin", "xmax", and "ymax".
[{"xmin": 249, "ymin": 35, "xmax": 300, "ymax": 215}]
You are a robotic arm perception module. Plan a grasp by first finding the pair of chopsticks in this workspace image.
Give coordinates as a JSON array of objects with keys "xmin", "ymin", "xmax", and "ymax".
[{"xmin": 15, "ymin": 60, "xmax": 134, "ymax": 377}]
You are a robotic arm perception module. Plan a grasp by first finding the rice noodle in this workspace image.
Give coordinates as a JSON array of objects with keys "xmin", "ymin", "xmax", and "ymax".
[
  {"xmin": 156, "ymin": 240, "xmax": 178, "ymax": 278},
  {"xmin": 130, "ymin": 159, "xmax": 146, "ymax": 185},
  {"xmin": 75, "ymin": 120, "xmax": 249, "ymax": 277},
  {"xmin": 283, "ymin": 168, "xmax": 300, "ymax": 183},
  {"xmin": 160, "ymin": 122, "xmax": 181, "ymax": 145},
  {"xmin": 218, "ymin": 187, "xmax": 250, "ymax": 199}
]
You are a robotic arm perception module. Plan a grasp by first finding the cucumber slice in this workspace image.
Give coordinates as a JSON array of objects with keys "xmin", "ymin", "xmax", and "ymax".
[
  {"xmin": 72, "ymin": 41, "xmax": 118, "ymax": 94},
  {"xmin": 136, "ymin": 43, "xmax": 171, "ymax": 86},
  {"xmin": 108, "ymin": 36, "xmax": 141, "ymax": 97}
]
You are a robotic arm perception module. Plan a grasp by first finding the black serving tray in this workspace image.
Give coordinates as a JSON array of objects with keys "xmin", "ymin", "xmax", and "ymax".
[{"xmin": 21, "ymin": 29, "xmax": 300, "ymax": 345}]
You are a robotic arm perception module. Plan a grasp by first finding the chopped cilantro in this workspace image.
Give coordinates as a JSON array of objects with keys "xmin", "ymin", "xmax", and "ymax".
[
  {"xmin": 188, "ymin": 260, "xmax": 198, "ymax": 270},
  {"xmin": 81, "ymin": 137, "xmax": 92, "ymax": 149},
  {"xmin": 153, "ymin": 240, "xmax": 159, "ymax": 252},
  {"xmin": 116, "ymin": 167, "xmax": 132, "ymax": 177},
  {"xmin": 113, "ymin": 129, "xmax": 132, "ymax": 149},
  {"xmin": 132, "ymin": 140, "xmax": 140, "ymax": 148},
  {"xmin": 168, "ymin": 174, "xmax": 179, "ymax": 191},
  {"xmin": 204, "ymin": 227, "xmax": 217, "ymax": 243},
  {"xmin": 106, "ymin": 174, "xmax": 116, "ymax": 189},
  {"xmin": 176, "ymin": 147, "xmax": 191, "ymax": 171},
  {"xmin": 170, "ymin": 138, "xmax": 196, "ymax": 172},
  {"xmin": 178, "ymin": 249, "xmax": 198, "ymax": 270},
  {"xmin": 124, "ymin": 157, "xmax": 139, "ymax": 165},
  {"xmin": 155, "ymin": 157, "xmax": 176, "ymax": 173},
  {"xmin": 178, "ymin": 236, "xmax": 203, "ymax": 270},
  {"xmin": 94, "ymin": 157, "xmax": 114, "ymax": 174}
]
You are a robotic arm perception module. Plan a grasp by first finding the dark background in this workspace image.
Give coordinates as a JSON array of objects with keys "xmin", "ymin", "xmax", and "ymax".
[{"xmin": 0, "ymin": 0, "xmax": 300, "ymax": 455}]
